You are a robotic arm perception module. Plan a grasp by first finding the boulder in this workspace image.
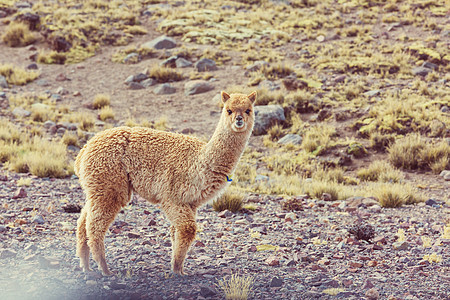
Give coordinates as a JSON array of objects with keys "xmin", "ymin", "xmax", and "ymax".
[
  {"xmin": 278, "ymin": 134, "xmax": 302, "ymax": 145},
  {"xmin": 176, "ymin": 57, "xmax": 193, "ymax": 68},
  {"xmin": 194, "ymin": 58, "xmax": 218, "ymax": 72},
  {"xmin": 253, "ymin": 105, "xmax": 285, "ymax": 136},
  {"xmin": 142, "ymin": 35, "xmax": 177, "ymax": 50},
  {"xmin": 154, "ymin": 83, "xmax": 176, "ymax": 95},
  {"xmin": 184, "ymin": 80, "xmax": 214, "ymax": 95}
]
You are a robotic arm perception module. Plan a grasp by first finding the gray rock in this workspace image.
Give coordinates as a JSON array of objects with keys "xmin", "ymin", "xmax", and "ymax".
[
  {"xmin": 154, "ymin": 83, "xmax": 176, "ymax": 95},
  {"xmin": 425, "ymin": 198, "xmax": 438, "ymax": 206},
  {"xmin": 12, "ymin": 107, "xmax": 31, "ymax": 118},
  {"xmin": 127, "ymin": 232, "xmax": 141, "ymax": 238},
  {"xmin": 194, "ymin": 58, "xmax": 218, "ymax": 72},
  {"xmin": 278, "ymin": 134, "xmax": 302, "ymax": 145},
  {"xmin": 43, "ymin": 120, "xmax": 56, "ymax": 129},
  {"xmin": 442, "ymin": 106, "xmax": 449, "ymax": 113},
  {"xmin": 56, "ymin": 86, "xmax": 69, "ymax": 95},
  {"xmin": 26, "ymin": 63, "xmax": 38, "ymax": 70},
  {"xmin": 184, "ymin": 80, "xmax": 214, "ymax": 95},
  {"xmin": 258, "ymin": 79, "xmax": 281, "ymax": 91},
  {"xmin": 0, "ymin": 249, "xmax": 17, "ymax": 259},
  {"xmin": 0, "ymin": 91, "xmax": 6, "ymax": 98},
  {"xmin": 0, "ymin": 75, "xmax": 8, "ymax": 88},
  {"xmin": 32, "ymin": 215, "xmax": 45, "ymax": 224},
  {"xmin": 134, "ymin": 73, "xmax": 149, "ymax": 82},
  {"xmin": 439, "ymin": 170, "xmax": 450, "ymax": 181},
  {"xmin": 253, "ymin": 105, "xmax": 286, "ymax": 135},
  {"xmin": 199, "ymin": 286, "xmax": 216, "ymax": 298},
  {"xmin": 51, "ymin": 94, "xmax": 62, "ymax": 101},
  {"xmin": 123, "ymin": 52, "xmax": 139, "ymax": 64},
  {"xmin": 412, "ymin": 66, "xmax": 432, "ymax": 76},
  {"xmin": 0, "ymin": 225, "xmax": 7, "ymax": 233},
  {"xmin": 15, "ymin": 2, "xmax": 31, "ymax": 8},
  {"xmin": 245, "ymin": 60, "xmax": 269, "ymax": 74},
  {"xmin": 255, "ymin": 175, "xmax": 269, "ymax": 182},
  {"xmin": 421, "ymin": 61, "xmax": 438, "ymax": 70},
  {"xmin": 393, "ymin": 241, "xmax": 409, "ymax": 250},
  {"xmin": 175, "ymin": 57, "xmax": 192, "ymax": 68},
  {"xmin": 364, "ymin": 90, "xmax": 381, "ymax": 97},
  {"xmin": 142, "ymin": 35, "xmax": 177, "ymax": 50},
  {"xmin": 217, "ymin": 210, "xmax": 232, "ymax": 218},
  {"xmin": 128, "ymin": 82, "xmax": 145, "ymax": 90},
  {"xmin": 270, "ymin": 277, "xmax": 283, "ymax": 287},
  {"xmin": 124, "ymin": 75, "xmax": 135, "ymax": 85},
  {"xmin": 160, "ymin": 56, "xmax": 178, "ymax": 67},
  {"xmin": 56, "ymin": 127, "xmax": 66, "ymax": 135},
  {"xmin": 141, "ymin": 78, "xmax": 156, "ymax": 88},
  {"xmin": 36, "ymin": 79, "xmax": 50, "ymax": 86}
]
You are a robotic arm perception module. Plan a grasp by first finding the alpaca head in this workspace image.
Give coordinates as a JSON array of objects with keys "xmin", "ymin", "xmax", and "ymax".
[{"xmin": 220, "ymin": 91, "xmax": 256, "ymax": 133}]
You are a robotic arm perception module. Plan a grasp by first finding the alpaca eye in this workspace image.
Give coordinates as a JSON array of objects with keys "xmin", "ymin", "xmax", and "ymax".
[
  {"xmin": 227, "ymin": 109, "xmax": 232, "ymax": 115},
  {"xmin": 245, "ymin": 109, "xmax": 251, "ymax": 114}
]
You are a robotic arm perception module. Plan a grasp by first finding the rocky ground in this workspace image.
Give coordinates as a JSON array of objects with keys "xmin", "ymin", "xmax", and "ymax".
[
  {"xmin": 0, "ymin": 172, "xmax": 449, "ymax": 299},
  {"xmin": 1, "ymin": 1, "xmax": 450, "ymax": 299}
]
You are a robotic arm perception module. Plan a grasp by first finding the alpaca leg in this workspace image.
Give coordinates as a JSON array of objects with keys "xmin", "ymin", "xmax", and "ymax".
[
  {"xmin": 164, "ymin": 205, "xmax": 197, "ymax": 275},
  {"xmin": 86, "ymin": 193, "xmax": 122, "ymax": 276},
  {"xmin": 76, "ymin": 204, "xmax": 91, "ymax": 272}
]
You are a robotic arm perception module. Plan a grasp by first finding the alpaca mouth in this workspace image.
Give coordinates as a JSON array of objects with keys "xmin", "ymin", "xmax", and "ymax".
[{"xmin": 235, "ymin": 121, "xmax": 244, "ymax": 128}]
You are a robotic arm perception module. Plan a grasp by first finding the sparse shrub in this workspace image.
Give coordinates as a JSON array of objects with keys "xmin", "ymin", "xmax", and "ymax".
[
  {"xmin": 313, "ymin": 167, "xmax": 347, "ymax": 184},
  {"xmin": 347, "ymin": 142, "xmax": 367, "ymax": 158},
  {"xmin": 147, "ymin": 65, "xmax": 184, "ymax": 83},
  {"xmin": 304, "ymin": 180, "xmax": 340, "ymax": 201},
  {"xmin": 369, "ymin": 132, "xmax": 395, "ymax": 152},
  {"xmin": 260, "ymin": 63, "xmax": 294, "ymax": 80},
  {"xmin": 348, "ymin": 223, "xmax": 375, "ymax": 242},
  {"xmin": 2, "ymin": 22, "xmax": 37, "ymax": 47},
  {"xmin": 267, "ymin": 124, "xmax": 284, "ymax": 141},
  {"xmin": 99, "ymin": 106, "xmax": 115, "ymax": 121},
  {"xmin": 31, "ymin": 106, "xmax": 52, "ymax": 123},
  {"xmin": 357, "ymin": 161, "xmax": 403, "ymax": 183},
  {"xmin": 281, "ymin": 197, "xmax": 303, "ymax": 211},
  {"xmin": 216, "ymin": 274, "xmax": 254, "ymax": 300},
  {"xmin": 285, "ymin": 91, "xmax": 317, "ymax": 113},
  {"xmin": 37, "ymin": 51, "xmax": 67, "ymax": 64},
  {"xmin": 0, "ymin": 120, "xmax": 22, "ymax": 144},
  {"xmin": 212, "ymin": 190, "xmax": 244, "ymax": 213},
  {"xmin": 93, "ymin": 94, "xmax": 111, "ymax": 109},
  {"xmin": 0, "ymin": 64, "xmax": 39, "ymax": 86},
  {"xmin": 153, "ymin": 116, "xmax": 168, "ymax": 131}
]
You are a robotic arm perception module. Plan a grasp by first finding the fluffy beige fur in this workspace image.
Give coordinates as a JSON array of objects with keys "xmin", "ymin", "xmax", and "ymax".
[{"xmin": 75, "ymin": 91, "xmax": 256, "ymax": 275}]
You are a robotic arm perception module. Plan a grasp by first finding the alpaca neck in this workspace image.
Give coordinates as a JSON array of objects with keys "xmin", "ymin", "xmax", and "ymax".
[{"xmin": 200, "ymin": 118, "xmax": 251, "ymax": 178}]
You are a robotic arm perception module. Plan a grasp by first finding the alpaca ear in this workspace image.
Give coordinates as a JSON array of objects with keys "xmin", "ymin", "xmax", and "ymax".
[
  {"xmin": 221, "ymin": 91, "xmax": 231, "ymax": 103},
  {"xmin": 248, "ymin": 91, "xmax": 257, "ymax": 103}
]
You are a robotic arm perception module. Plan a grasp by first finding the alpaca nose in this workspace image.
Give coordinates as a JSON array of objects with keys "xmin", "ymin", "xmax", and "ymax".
[{"xmin": 236, "ymin": 115, "xmax": 243, "ymax": 121}]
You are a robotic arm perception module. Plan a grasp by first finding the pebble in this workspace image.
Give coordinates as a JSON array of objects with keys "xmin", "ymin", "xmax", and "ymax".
[
  {"xmin": 266, "ymin": 256, "xmax": 280, "ymax": 266},
  {"xmin": 285, "ymin": 212, "xmax": 296, "ymax": 222},
  {"xmin": 270, "ymin": 277, "xmax": 283, "ymax": 287},
  {"xmin": 12, "ymin": 187, "xmax": 27, "ymax": 199},
  {"xmin": 439, "ymin": 170, "xmax": 450, "ymax": 181},
  {"xmin": 217, "ymin": 210, "xmax": 232, "ymax": 218},
  {"xmin": 392, "ymin": 241, "xmax": 409, "ymax": 250},
  {"xmin": 365, "ymin": 288, "xmax": 380, "ymax": 299},
  {"xmin": 32, "ymin": 215, "xmax": 45, "ymax": 224}
]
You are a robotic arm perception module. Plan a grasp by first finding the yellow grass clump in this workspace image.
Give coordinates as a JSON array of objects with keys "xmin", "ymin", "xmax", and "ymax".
[
  {"xmin": 216, "ymin": 274, "xmax": 254, "ymax": 300},
  {"xmin": 0, "ymin": 64, "xmax": 40, "ymax": 86},
  {"xmin": 2, "ymin": 22, "xmax": 37, "ymax": 47}
]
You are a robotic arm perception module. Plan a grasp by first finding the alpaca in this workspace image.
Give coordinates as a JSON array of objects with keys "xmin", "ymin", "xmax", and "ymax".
[{"xmin": 75, "ymin": 91, "xmax": 256, "ymax": 275}]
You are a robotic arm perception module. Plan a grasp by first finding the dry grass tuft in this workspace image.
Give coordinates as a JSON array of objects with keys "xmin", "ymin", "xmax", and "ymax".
[
  {"xmin": 0, "ymin": 64, "xmax": 40, "ymax": 86},
  {"xmin": 37, "ymin": 51, "xmax": 67, "ymax": 64},
  {"xmin": 357, "ymin": 161, "xmax": 404, "ymax": 183},
  {"xmin": 2, "ymin": 22, "xmax": 37, "ymax": 47},
  {"xmin": 212, "ymin": 190, "xmax": 244, "ymax": 213},
  {"xmin": 147, "ymin": 65, "xmax": 184, "ymax": 83},
  {"xmin": 302, "ymin": 125, "xmax": 336, "ymax": 155},
  {"xmin": 99, "ymin": 106, "xmax": 115, "ymax": 121},
  {"xmin": 216, "ymin": 274, "xmax": 254, "ymax": 300},
  {"xmin": 93, "ymin": 94, "xmax": 111, "ymax": 109},
  {"xmin": 367, "ymin": 183, "xmax": 424, "ymax": 208}
]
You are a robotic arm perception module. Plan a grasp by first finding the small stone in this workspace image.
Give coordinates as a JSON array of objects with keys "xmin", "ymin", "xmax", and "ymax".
[
  {"xmin": 62, "ymin": 204, "xmax": 82, "ymax": 213},
  {"xmin": 124, "ymin": 75, "xmax": 134, "ymax": 85},
  {"xmin": 199, "ymin": 286, "xmax": 215, "ymax": 298},
  {"xmin": 141, "ymin": 78, "xmax": 156, "ymax": 88},
  {"xmin": 364, "ymin": 90, "xmax": 381, "ymax": 98},
  {"xmin": 217, "ymin": 210, "xmax": 232, "ymax": 218},
  {"xmin": 269, "ymin": 277, "xmax": 283, "ymax": 287},
  {"xmin": 26, "ymin": 63, "xmax": 38, "ymax": 70},
  {"xmin": 55, "ymin": 73, "xmax": 69, "ymax": 81},
  {"xmin": 123, "ymin": 53, "xmax": 140, "ymax": 64},
  {"xmin": 43, "ymin": 120, "xmax": 56, "ymax": 129},
  {"xmin": 248, "ymin": 245, "xmax": 257, "ymax": 252},
  {"xmin": 285, "ymin": 212, "xmax": 296, "ymax": 222},
  {"xmin": 316, "ymin": 35, "xmax": 325, "ymax": 42},
  {"xmin": 0, "ymin": 225, "xmax": 6, "ymax": 233},
  {"xmin": 175, "ymin": 57, "xmax": 192, "ymax": 68},
  {"xmin": 0, "ymin": 75, "xmax": 8, "ymax": 88},
  {"xmin": 50, "ymin": 94, "xmax": 62, "ymax": 101},
  {"xmin": 12, "ymin": 107, "xmax": 31, "ymax": 118},
  {"xmin": 321, "ymin": 193, "xmax": 332, "ymax": 201},
  {"xmin": 0, "ymin": 249, "xmax": 17, "ymax": 259},
  {"xmin": 425, "ymin": 198, "xmax": 438, "ymax": 206},
  {"xmin": 128, "ymin": 232, "xmax": 141, "ymax": 238},
  {"xmin": 421, "ymin": 61, "xmax": 438, "ymax": 70},
  {"xmin": 278, "ymin": 134, "xmax": 302, "ymax": 145},
  {"xmin": 132, "ymin": 73, "xmax": 148, "ymax": 82},
  {"xmin": 154, "ymin": 83, "xmax": 176, "ymax": 95},
  {"xmin": 365, "ymin": 288, "xmax": 379, "ymax": 300},
  {"xmin": 13, "ymin": 187, "xmax": 27, "ymax": 199},
  {"xmin": 363, "ymin": 279, "xmax": 375, "ymax": 289},
  {"xmin": 439, "ymin": 170, "xmax": 450, "ymax": 181},
  {"xmin": 142, "ymin": 35, "xmax": 177, "ymax": 50},
  {"xmin": 160, "ymin": 56, "xmax": 178, "ymax": 67},
  {"xmin": 128, "ymin": 82, "xmax": 145, "ymax": 90},
  {"xmin": 265, "ymin": 256, "xmax": 280, "ymax": 266},
  {"xmin": 194, "ymin": 58, "xmax": 218, "ymax": 72},
  {"xmin": 412, "ymin": 66, "xmax": 431, "ymax": 76},
  {"xmin": 32, "ymin": 215, "xmax": 45, "ymax": 224},
  {"xmin": 392, "ymin": 241, "xmax": 409, "ymax": 250},
  {"xmin": 184, "ymin": 80, "xmax": 214, "ymax": 95}
]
